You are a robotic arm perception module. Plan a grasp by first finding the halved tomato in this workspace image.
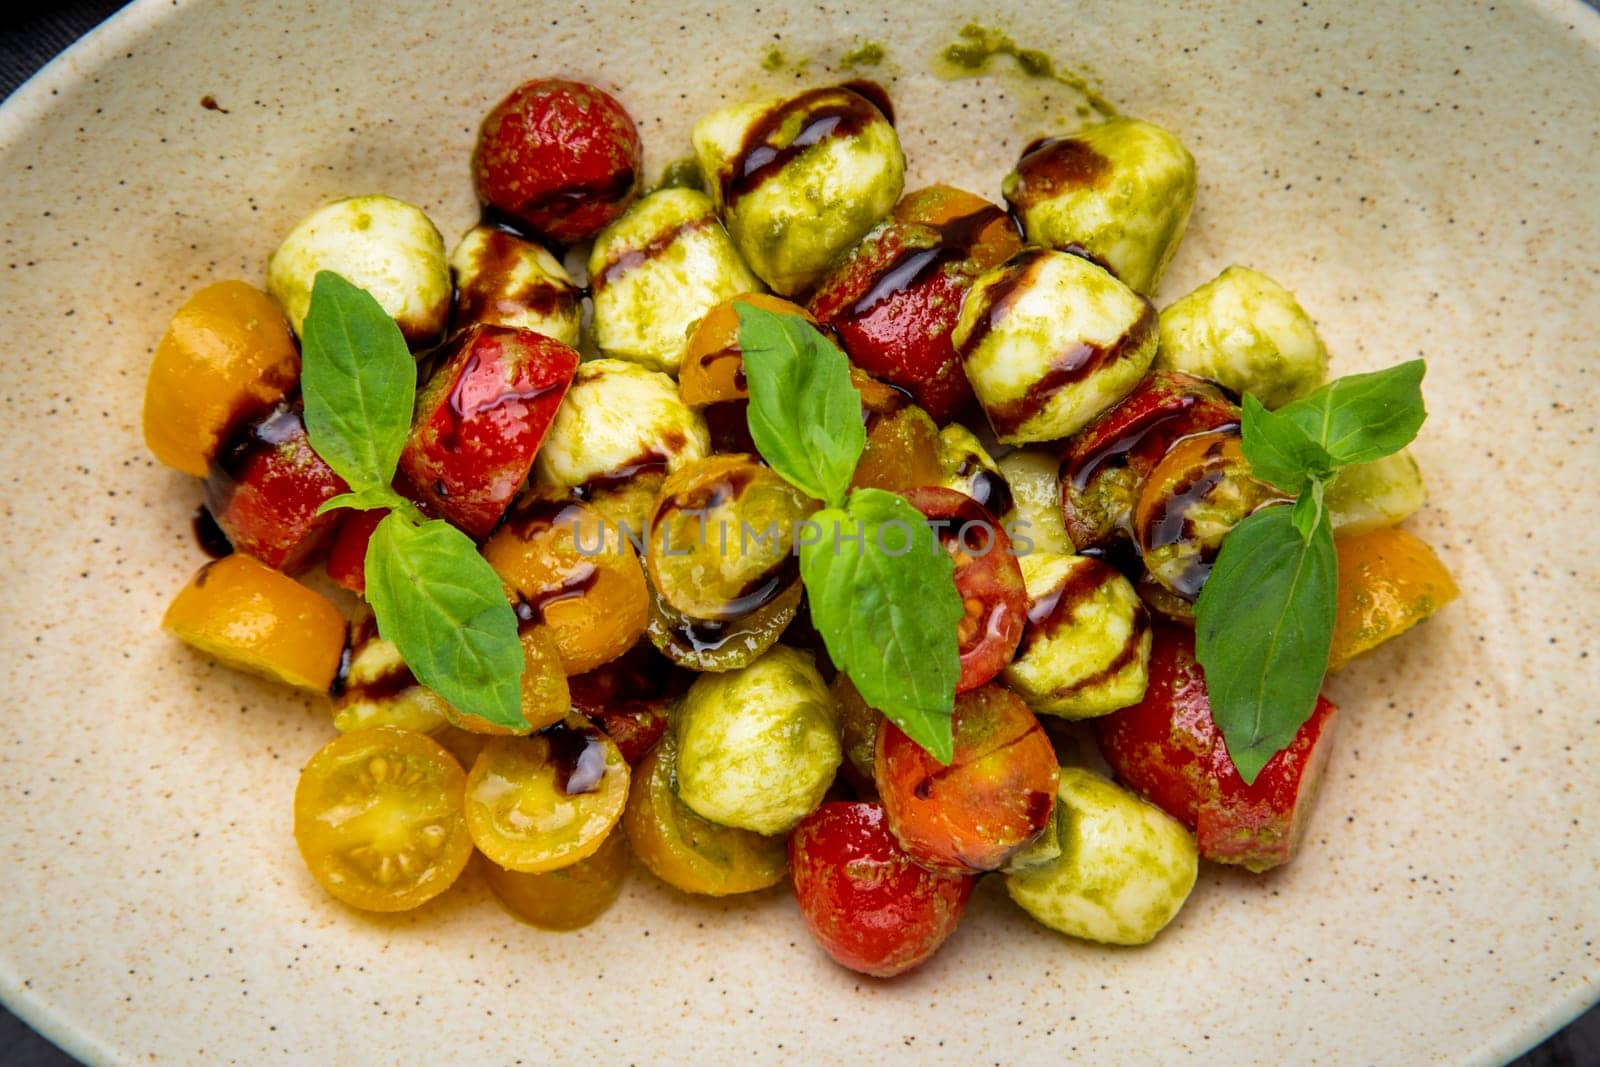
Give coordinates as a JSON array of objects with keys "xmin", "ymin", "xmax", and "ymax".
[
  {"xmin": 293, "ymin": 727, "xmax": 474, "ymax": 912},
  {"xmin": 902, "ymin": 486, "xmax": 1027, "ymax": 692},
  {"xmin": 483, "ymin": 826, "xmax": 630, "ymax": 930},
  {"xmin": 567, "ymin": 640, "xmax": 686, "ymax": 764},
  {"xmin": 463, "ymin": 719, "xmax": 630, "ymax": 873},
  {"xmin": 874, "ymin": 684, "xmax": 1058, "ymax": 873}
]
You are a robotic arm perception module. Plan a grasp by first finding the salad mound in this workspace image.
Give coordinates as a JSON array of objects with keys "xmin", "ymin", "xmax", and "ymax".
[{"xmin": 143, "ymin": 72, "xmax": 1456, "ymax": 977}]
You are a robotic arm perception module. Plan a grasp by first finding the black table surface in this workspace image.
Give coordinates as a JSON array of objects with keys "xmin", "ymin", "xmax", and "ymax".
[{"xmin": 2, "ymin": 2, "xmax": 1597, "ymax": 1064}]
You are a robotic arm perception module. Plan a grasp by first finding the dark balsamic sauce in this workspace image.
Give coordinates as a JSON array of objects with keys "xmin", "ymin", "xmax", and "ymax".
[
  {"xmin": 513, "ymin": 565, "xmax": 600, "ymax": 630},
  {"xmin": 723, "ymin": 87, "xmax": 879, "ymax": 207},
  {"xmin": 592, "ymin": 214, "xmax": 716, "ymax": 290},
  {"xmin": 191, "ymin": 506, "xmax": 232, "ymax": 559},
  {"xmin": 837, "ymin": 79, "xmax": 895, "ymax": 125},
  {"xmin": 542, "ymin": 721, "xmax": 609, "ymax": 795}
]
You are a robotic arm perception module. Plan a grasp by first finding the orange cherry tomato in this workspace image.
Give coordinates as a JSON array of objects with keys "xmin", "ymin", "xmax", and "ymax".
[
  {"xmin": 483, "ymin": 826, "xmax": 630, "ymax": 930},
  {"xmin": 874, "ymin": 684, "xmax": 1059, "ymax": 874},
  {"xmin": 623, "ymin": 733, "xmax": 787, "ymax": 896},
  {"xmin": 1329, "ymin": 527, "xmax": 1458, "ymax": 670},
  {"xmin": 143, "ymin": 281, "xmax": 300, "ymax": 477},
  {"xmin": 482, "ymin": 497, "xmax": 649, "ymax": 675},
  {"xmin": 679, "ymin": 294, "xmax": 813, "ymax": 407},
  {"xmin": 445, "ymin": 627, "xmax": 571, "ymax": 735},
  {"xmin": 893, "ymin": 184, "xmax": 1023, "ymax": 269},
  {"xmin": 162, "ymin": 554, "xmax": 345, "ymax": 691},
  {"xmin": 850, "ymin": 368, "xmax": 943, "ymax": 493},
  {"xmin": 293, "ymin": 728, "xmax": 474, "ymax": 912},
  {"xmin": 464, "ymin": 719, "xmax": 630, "ymax": 873}
]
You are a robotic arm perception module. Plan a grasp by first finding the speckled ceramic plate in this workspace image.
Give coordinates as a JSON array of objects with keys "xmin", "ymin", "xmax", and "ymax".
[{"xmin": 2, "ymin": 1, "xmax": 1597, "ymax": 1063}]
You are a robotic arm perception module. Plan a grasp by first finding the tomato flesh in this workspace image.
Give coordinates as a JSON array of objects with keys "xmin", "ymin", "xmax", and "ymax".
[
  {"xmin": 788, "ymin": 801, "xmax": 976, "ymax": 977},
  {"xmin": 903, "ymin": 486, "xmax": 1026, "ymax": 692},
  {"xmin": 293, "ymin": 727, "xmax": 474, "ymax": 912},
  {"xmin": 1094, "ymin": 622, "xmax": 1339, "ymax": 871},
  {"xmin": 400, "ymin": 324, "xmax": 579, "ymax": 539},
  {"xmin": 874, "ymin": 684, "xmax": 1058, "ymax": 873}
]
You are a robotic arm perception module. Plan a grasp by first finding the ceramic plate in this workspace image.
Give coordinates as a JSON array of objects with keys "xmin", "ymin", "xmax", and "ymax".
[{"xmin": 1, "ymin": 1, "xmax": 1597, "ymax": 1063}]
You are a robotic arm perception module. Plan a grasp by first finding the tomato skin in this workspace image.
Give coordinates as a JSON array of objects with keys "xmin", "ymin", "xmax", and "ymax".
[
  {"xmin": 788, "ymin": 801, "xmax": 976, "ymax": 978},
  {"xmin": 472, "ymin": 79, "xmax": 642, "ymax": 245},
  {"xmin": 400, "ymin": 325, "xmax": 579, "ymax": 540},
  {"xmin": 902, "ymin": 486, "xmax": 1026, "ymax": 693},
  {"xmin": 1328, "ymin": 527, "xmax": 1457, "ymax": 670},
  {"xmin": 874, "ymin": 685, "xmax": 1058, "ymax": 873},
  {"xmin": 1093, "ymin": 622, "xmax": 1339, "ymax": 871},
  {"xmin": 678, "ymin": 294, "xmax": 811, "ymax": 407},
  {"xmin": 484, "ymin": 827, "xmax": 630, "ymax": 930},
  {"xmin": 1059, "ymin": 370, "xmax": 1240, "ymax": 552},
  {"xmin": 204, "ymin": 398, "xmax": 348, "ymax": 573},
  {"xmin": 567, "ymin": 641, "xmax": 686, "ymax": 764},
  {"xmin": 808, "ymin": 187, "xmax": 1020, "ymax": 423}
]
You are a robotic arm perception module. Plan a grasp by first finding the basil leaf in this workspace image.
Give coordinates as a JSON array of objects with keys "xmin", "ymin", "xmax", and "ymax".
[
  {"xmin": 300, "ymin": 271, "xmax": 417, "ymax": 492},
  {"xmin": 365, "ymin": 512, "xmax": 528, "ymax": 731},
  {"xmin": 316, "ymin": 486, "xmax": 408, "ymax": 516},
  {"xmin": 1193, "ymin": 504, "xmax": 1335, "ymax": 785},
  {"xmin": 1289, "ymin": 479, "xmax": 1326, "ymax": 542},
  {"xmin": 1240, "ymin": 393, "xmax": 1332, "ymax": 495},
  {"xmin": 1270, "ymin": 359, "xmax": 1426, "ymax": 469},
  {"xmin": 799, "ymin": 490, "xmax": 963, "ymax": 763},
  {"xmin": 737, "ymin": 303, "xmax": 866, "ymax": 509}
]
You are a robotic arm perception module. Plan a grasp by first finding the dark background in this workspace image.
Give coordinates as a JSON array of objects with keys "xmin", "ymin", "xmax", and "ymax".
[{"xmin": 1, "ymin": 2, "xmax": 1596, "ymax": 1064}]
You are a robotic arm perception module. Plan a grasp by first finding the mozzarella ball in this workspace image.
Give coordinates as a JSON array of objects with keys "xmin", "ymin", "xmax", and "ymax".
[
  {"xmin": 955, "ymin": 250, "xmax": 1157, "ymax": 444},
  {"xmin": 1155, "ymin": 266, "xmax": 1328, "ymax": 408},
  {"xmin": 589, "ymin": 189, "xmax": 762, "ymax": 374},
  {"xmin": 674, "ymin": 646, "xmax": 840, "ymax": 835},
  {"xmin": 1004, "ymin": 552, "xmax": 1150, "ymax": 718},
  {"xmin": 1003, "ymin": 118, "xmax": 1196, "ymax": 295},
  {"xmin": 331, "ymin": 613, "xmax": 449, "ymax": 735},
  {"xmin": 936, "ymin": 423, "xmax": 1015, "ymax": 520},
  {"xmin": 449, "ymin": 225, "xmax": 581, "ymax": 346},
  {"xmin": 1005, "ymin": 768, "xmax": 1197, "ymax": 945},
  {"xmin": 267, "ymin": 194, "xmax": 450, "ymax": 348},
  {"xmin": 693, "ymin": 86, "xmax": 904, "ymax": 296}
]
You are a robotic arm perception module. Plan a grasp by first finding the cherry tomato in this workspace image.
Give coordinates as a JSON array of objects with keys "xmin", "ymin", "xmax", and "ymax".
[
  {"xmin": 203, "ymin": 398, "xmax": 348, "ymax": 573},
  {"xmin": 163, "ymin": 554, "xmax": 346, "ymax": 692},
  {"xmin": 679, "ymin": 293, "xmax": 812, "ymax": 407},
  {"xmin": 325, "ymin": 507, "xmax": 385, "ymax": 594},
  {"xmin": 1329, "ymin": 527, "xmax": 1457, "ymax": 670},
  {"xmin": 623, "ymin": 734, "xmax": 787, "ymax": 896},
  {"xmin": 808, "ymin": 186, "xmax": 1021, "ymax": 423},
  {"xmin": 646, "ymin": 454, "xmax": 816, "ymax": 621},
  {"xmin": 483, "ymin": 826, "xmax": 630, "ymax": 930},
  {"xmin": 482, "ymin": 497, "xmax": 649, "ymax": 675},
  {"xmin": 852, "ymin": 371, "xmax": 944, "ymax": 494},
  {"xmin": 463, "ymin": 719, "xmax": 630, "ymax": 873},
  {"xmin": 874, "ymin": 684, "xmax": 1058, "ymax": 873},
  {"xmin": 788, "ymin": 801, "xmax": 976, "ymax": 977},
  {"xmin": 143, "ymin": 281, "xmax": 301, "ymax": 477},
  {"xmin": 1059, "ymin": 370, "xmax": 1240, "ymax": 552},
  {"xmin": 472, "ymin": 78, "xmax": 642, "ymax": 245},
  {"xmin": 646, "ymin": 575, "xmax": 803, "ymax": 673},
  {"xmin": 446, "ymin": 626, "xmax": 571, "ymax": 735},
  {"xmin": 1093, "ymin": 623, "xmax": 1339, "ymax": 871},
  {"xmin": 293, "ymin": 727, "xmax": 474, "ymax": 912},
  {"xmin": 399, "ymin": 324, "xmax": 579, "ymax": 539},
  {"xmin": 1133, "ymin": 430, "xmax": 1290, "ymax": 605},
  {"xmin": 902, "ymin": 486, "xmax": 1027, "ymax": 692},
  {"xmin": 830, "ymin": 674, "xmax": 884, "ymax": 792},
  {"xmin": 567, "ymin": 641, "xmax": 686, "ymax": 764}
]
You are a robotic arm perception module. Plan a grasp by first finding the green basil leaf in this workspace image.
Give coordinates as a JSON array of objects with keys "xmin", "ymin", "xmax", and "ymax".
[
  {"xmin": 737, "ymin": 303, "xmax": 866, "ymax": 509},
  {"xmin": 365, "ymin": 512, "xmax": 527, "ymax": 731},
  {"xmin": 1240, "ymin": 393, "xmax": 1332, "ymax": 495},
  {"xmin": 799, "ymin": 490, "xmax": 963, "ymax": 763},
  {"xmin": 316, "ymin": 486, "xmax": 408, "ymax": 516},
  {"xmin": 1289, "ymin": 479, "xmax": 1326, "ymax": 542},
  {"xmin": 300, "ymin": 271, "xmax": 416, "ymax": 492},
  {"xmin": 1270, "ymin": 359, "xmax": 1427, "ymax": 468},
  {"xmin": 1193, "ymin": 504, "xmax": 1335, "ymax": 784}
]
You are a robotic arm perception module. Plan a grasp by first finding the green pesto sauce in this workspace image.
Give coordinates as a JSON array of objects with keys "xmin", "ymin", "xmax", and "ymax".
[
  {"xmin": 761, "ymin": 44, "xmax": 786, "ymax": 71},
  {"xmin": 656, "ymin": 158, "xmax": 706, "ymax": 193},
  {"xmin": 840, "ymin": 41, "xmax": 886, "ymax": 68},
  {"xmin": 935, "ymin": 22, "xmax": 1118, "ymax": 119}
]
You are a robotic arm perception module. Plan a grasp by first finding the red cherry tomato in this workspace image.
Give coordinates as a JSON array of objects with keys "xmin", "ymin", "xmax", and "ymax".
[
  {"xmin": 1093, "ymin": 622, "xmax": 1339, "ymax": 871},
  {"xmin": 203, "ymin": 398, "xmax": 348, "ymax": 573},
  {"xmin": 874, "ymin": 684, "xmax": 1058, "ymax": 873},
  {"xmin": 566, "ymin": 641, "xmax": 687, "ymax": 765},
  {"xmin": 472, "ymin": 78, "xmax": 643, "ymax": 245},
  {"xmin": 902, "ymin": 486, "xmax": 1026, "ymax": 692},
  {"xmin": 399, "ymin": 325, "xmax": 579, "ymax": 539},
  {"xmin": 808, "ymin": 188, "xmax": 1021, "ymax": 424},
  {"xmin": 326, "ymin": 507, "xmax": 383, "ymax": 594},
  {"xmin": 788, "ymin": 801, "xmax": 976, "ymax": 978}
]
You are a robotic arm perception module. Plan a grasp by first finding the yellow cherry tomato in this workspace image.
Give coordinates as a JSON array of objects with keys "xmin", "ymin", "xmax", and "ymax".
[
  {"xmin": 162, "ymin": 554, "xmax": 345, "ymax": 691},
  {"xmin": 1329, "ymin": 527, "xmax": 1458, "ymax": 670},
  {"xmin": 143, "ymin": 281, "xmax": 301, "ymax": 476},
  {"xmin": 483, "ymin": 827, "xmax": 630, "ymax": 930},
  {"xmin": 622, "ymin": 734, "xmax": 787, "ymax": 896},
  {"xmin": 464, "ymin": 719, "xmax": 630, "ymax": 873},
  {"xmin": 679, "ymin": 293, "xmax": 812, "ymax": 407},
  {"xmin": 444, "ymin": 627, "xmax": 571, "ymax": 735},
  {"xmin": 293, "ymin": 728, "xmax": 474, "ymax": 912},
  {"xmin": 482, "ymin": 498, "xmax": 649, "ymax": 675}
]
